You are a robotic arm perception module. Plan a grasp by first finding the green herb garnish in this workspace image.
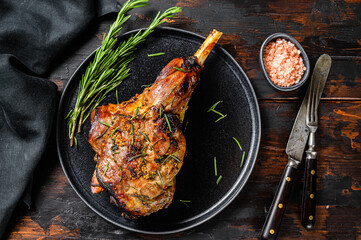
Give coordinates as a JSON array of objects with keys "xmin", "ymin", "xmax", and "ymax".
[
  {"xmin": 208, "ymin": 101, "xmax": 227, "ymax": 122},
  {"xmin": 131, "ymin": 106, "xmax": 139, "ymax": 120},
  {"xmin": 104, "ymin": 161, "xmax": 109, "ymax": 175},
  {"xmin": 214, "ymin": 156, "xmax": 217, "ymax": 176},
  {"xmin": 141, "ymin": 84, "xmax": 152, "ymax": 88},
  {"xmin": 180, "ymin": 200, "xmax": 191, "ymax": 207},
  {"xmin": 127, "ymin": 153, "xmax": 147, "ymax": 162},
  {"xmin": 241, "ymin": 151, "xmax": 246, "ymax": 168},
  {"xmin": 233, "ymin": 137, "xmax": 242, "ymax": 151},
  {"xmin": 139, "ymin": 131, "xmax": 150, "ymax": 142},
  {"xmin": 110, "ymin": 127, "xmax": 119, "ymax": 137},
  {"xmin": 98, "ymin": 120, "xmax": 114, "ymax": 128},
  {"xmin": 173, "ymin": 67, "xmax": 191, "ymax": 72},
  {"xmin": 116, "ymin": 89, "xmax": 119, "ymax": 104},
  {"xmin": 141, "ymin": 111, "xmax": 149, "ymax": 119},
  {"xmin": 161, "ymin": 151, "xmax": 180, "ymax": 165},
  {"xmin": 135, "ymin": 195, "xmax": 154, "ymax": 203},
  {"xmin": 156, "ymin": 182, "xmax": 166, "ymax": 192},
  {"xmin": 164, "ymin": 113, "xmax": 172, "ymax": 132},
  {"xmin": 130, "ymin": 123, "xmax": 134, "ymax": 144},
  {"xmin": 169, "ymin": 84, "xmax": 178, "ymax": 94},
  {"xmin": 119, "ymin": 165, "xmax": 122, "ymax": 180},
  {"xmin": 67, "ymin": 1, "xmax": 182, "ymax": 146},
  {"xmin": 148, "ymin": 52, "xmax": 165, "ymax": 57},
  {"xmin": 157, "ymin": 170, "xmax": 164, "ymax": 186},
  {"xmin": 216, "ymin": 175, "xmax": 222, "ymax": 184}
]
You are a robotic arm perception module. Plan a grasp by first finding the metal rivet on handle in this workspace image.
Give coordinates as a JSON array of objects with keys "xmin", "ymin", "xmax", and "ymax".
[
  {"xmin": 278, "ymin": 203, "xmax": 283, "ymax": 208},
  {"xmin": 310, "ymin": 194, "xmax": 314, "ymax": 199},
  {"xmin": 270, "ymin": 229, "xmax": 275, "ymax": 234},
  {"xmin": 286, "ymin": 177, "xmax": 291, "ymax": 182},
  {"xmin": 311, "ymin": 170, "xmax": 315, "ymax": 175},
  {"xmin": 309, "ymin": 215, "xmax": 314, "ymax": 220}
]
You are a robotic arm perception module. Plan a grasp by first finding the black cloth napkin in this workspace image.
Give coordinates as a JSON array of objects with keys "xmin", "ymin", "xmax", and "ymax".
[{"xmin": 0, "ymin": 0, "xmax": 120, "ymax": 236}]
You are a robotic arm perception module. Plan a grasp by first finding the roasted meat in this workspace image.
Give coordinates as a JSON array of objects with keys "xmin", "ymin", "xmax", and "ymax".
[{"xmin": 88, "ymin": 29, "xmax": 222, "ymax": 217}]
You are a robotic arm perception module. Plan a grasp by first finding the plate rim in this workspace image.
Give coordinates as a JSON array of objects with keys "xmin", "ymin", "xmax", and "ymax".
[{"xmin": 56, "ymin": 26, "xmax": 261, "ymax": 234}]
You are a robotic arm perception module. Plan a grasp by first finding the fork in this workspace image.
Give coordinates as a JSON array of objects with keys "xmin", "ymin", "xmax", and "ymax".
[{"xmin": 301, "ymin": 74, "xmax": 320, "ymax": 229}]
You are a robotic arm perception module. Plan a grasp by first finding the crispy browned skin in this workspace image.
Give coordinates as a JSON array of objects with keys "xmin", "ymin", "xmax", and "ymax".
[{"xmin": 88, "ymin": 30, "xmax": 222, "ymax": 217}]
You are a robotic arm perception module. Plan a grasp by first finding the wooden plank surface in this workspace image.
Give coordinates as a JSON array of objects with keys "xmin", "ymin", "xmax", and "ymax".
[{"xmin": 4, "ymin": 0, "xmax": 361, "ymax": 239}]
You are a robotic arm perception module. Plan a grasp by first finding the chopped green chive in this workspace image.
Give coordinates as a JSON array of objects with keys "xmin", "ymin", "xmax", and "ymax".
[
  {"xmin": 131, "ymin": 107, "xmax": 139, "ymax": 120},
  {"xmin": 216, "ymin": 175, "xmax": 222, "ymax": 184},
  {"xmin": 157, "ymin": 170, "xmax": 164, "ymax": 186},
  {"xmin": 98, "ymin": 120, "xmax": 114, "ymax": 128},
  {"xmin": 214, "ymin": 156, "xmax": 217, "ymax": 176},
  {"xmin": 180, "ymin": 200, "xmax": 191, "ymax": 207},
  {"xmin": 116, "ymin": 89, "xmax": 119, "ymax": 104},
  {"xmin": 241, "ymin": 151, "xmax": 246, "ymax": 168},
  {"xmin": 104, "ymin": 161, "xmax": 109, "ymax": 176},
  {"xmin": 127, "ymin": 153, "xmax": 147, "ymax": 162},
  {"xmin": 110, "ymin": 127, "xmax": 119, "ymax": 137},
  {"xmin": 164, "ymin": 113, "xmax": 172, "ymax": 132},
  {"xmin": 148, "ymin": 52, "xmax": 165, "ymax": 57},
  {"xmin": 233, "ymin": 137, "xmax": 243, "ymax": 151},
  {"xmin": 173, "ymin": 67, "xmax": 191, "ymax": 73}
]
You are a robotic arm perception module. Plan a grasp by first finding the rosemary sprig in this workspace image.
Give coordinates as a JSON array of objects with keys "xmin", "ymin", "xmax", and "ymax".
[
  {"xmin": 130, "ymin": 123, "xmax": 134, "ymax": 144},
  {"xmin": 148, "ymin": 52, "xmax": 165, "ymax": 57},
  {"xmin": 67, "ymin": 1, "xmax": 182, "ymax": 146}
]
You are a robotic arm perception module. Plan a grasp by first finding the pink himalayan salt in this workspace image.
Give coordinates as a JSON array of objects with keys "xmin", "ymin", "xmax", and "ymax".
[{"xmin": 263, "ymin": 38, "xmax": 306, "ymax": 87}]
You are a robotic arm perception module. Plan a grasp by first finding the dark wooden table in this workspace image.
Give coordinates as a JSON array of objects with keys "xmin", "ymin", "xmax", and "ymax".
[{"xmin": 5, "ymin": 0, "xmax": 361, "ymax": 239}]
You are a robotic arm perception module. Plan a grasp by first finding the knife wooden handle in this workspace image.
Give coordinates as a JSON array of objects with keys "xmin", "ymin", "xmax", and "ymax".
[
  {"xmin": 261, "ymin": 164, "xmax": 297, "ymax": 240},
  {"xmin": 302, "ymin": 154, "xmax": 317, "ymax": 229}
]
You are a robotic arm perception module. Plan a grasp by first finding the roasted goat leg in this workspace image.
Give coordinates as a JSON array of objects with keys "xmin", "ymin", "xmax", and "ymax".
[{"xmin": 88, "ymin": 29, "xmax": 223, "ymax": 217}]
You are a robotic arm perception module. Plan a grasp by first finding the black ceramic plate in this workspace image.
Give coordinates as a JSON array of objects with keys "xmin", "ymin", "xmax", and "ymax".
[{"xmin": 57, "ymin": 27, "xmax": 261, "ymax": 234}]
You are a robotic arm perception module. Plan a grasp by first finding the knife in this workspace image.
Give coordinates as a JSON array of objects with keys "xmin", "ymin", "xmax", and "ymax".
[
  {"xmin": 302, "ymin": 54, "xmax": 331, "ymax": 229},
  {"xmin": 260, "ymin": 54, "xmax": 331, "ymax": 240}
]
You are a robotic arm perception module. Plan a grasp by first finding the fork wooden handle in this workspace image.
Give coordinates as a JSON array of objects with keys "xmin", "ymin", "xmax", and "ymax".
[
  {"xmin": 302, "ymin": 151, "xmax": 317, "ymax": 229},
  {"xmin": 261, "ymin": 163, "xmax": 297, "ymax": 240}
]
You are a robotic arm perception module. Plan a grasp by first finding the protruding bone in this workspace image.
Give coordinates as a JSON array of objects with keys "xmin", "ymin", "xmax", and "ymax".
[{"xmin": 194, "ymin": 29, "xmax": 223, "ymax": 65}]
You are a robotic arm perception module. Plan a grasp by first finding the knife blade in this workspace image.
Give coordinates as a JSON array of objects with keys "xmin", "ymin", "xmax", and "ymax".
[
  {"xmin": 301, "ymin": 54, "xmax": 331, "ymax": 230},
  {"xmin": 261, "ymin": 54, "xmax": 331, "ymax": 240}
]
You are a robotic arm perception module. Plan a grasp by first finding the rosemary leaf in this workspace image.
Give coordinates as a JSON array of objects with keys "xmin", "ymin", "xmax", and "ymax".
[
  {"xmin": 110, "ymin": 127, "xmax": 119, "ymax": 137},
  {"xmin": 157, "ymin": 170, "xmax": 164, "ymax": 186},
  {"xmin": 127, "ymin": 153, "xmax": 147, "ymax": 162},
  {"xmin": 104, "ymin": 161, "xmax": 109, "ymax": 176},
  {"xmin": 116, "ymin": 89, "xmax": 119, "ymax": 104},
  {"xmin": 241, "ymin": 151, "xmax": 246, "ymax": 168},
  {"xmin": 164, "ymin": 113, "xmax": 172, "ymax": 132},
  {"xmin": 180, "ymin": 200, "xmax": 190, "ymax": 207},
  {"xmin": 233, "ymin": 137, "xmax": 243, "ymax": 151},
  {"xmin": 214, "ymin": 156, "xmax": 217, "ymax": 176},
  {"xmin": 131, "ymin": 106, "xmax": 139, "ymax": 120},
  {"xmin": 216, "ymin": 175, "xmax": 222, "ymax": 184},
  {"xmin": 98, "ymin": 120, "xmax": 114, "ymax": 128},
  {"xmin": 148, "ymin": 52, "xmax": 165, "ymax": 57},
  {"xmin": 173, "ymin": 67, "xmax": 191, "ymax": 72}
]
